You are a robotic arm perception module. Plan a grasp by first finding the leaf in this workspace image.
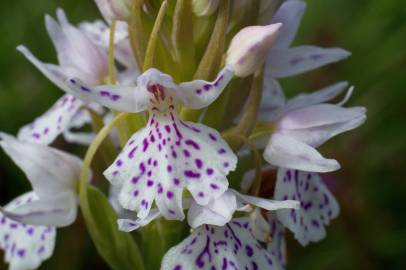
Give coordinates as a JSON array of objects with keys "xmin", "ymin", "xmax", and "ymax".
[{"xmin": 81, "ymin": 186, "xmax": 145, "ymax": 270}]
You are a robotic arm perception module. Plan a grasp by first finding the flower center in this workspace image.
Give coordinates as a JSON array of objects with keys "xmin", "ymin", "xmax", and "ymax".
[{"xmin": 147, "ymin": 83, "xmax": 175, "ymax": 113}]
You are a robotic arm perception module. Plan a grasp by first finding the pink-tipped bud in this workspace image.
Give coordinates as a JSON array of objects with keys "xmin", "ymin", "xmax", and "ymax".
[
  {"xmin": 94, "ymin": 0, "xmax": 132, "ymax": 21},
  {"xmin": 226, "ymin": 23, "xmax": 282, "ymax": 77}
]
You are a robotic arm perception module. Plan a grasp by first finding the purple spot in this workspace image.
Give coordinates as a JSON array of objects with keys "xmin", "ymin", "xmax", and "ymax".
[
  {"xmin": 184, "ymin": 170, "xmax": 201, "ymax": 178},
  {"xmin": 17, "ymin": 249, "xmax": 25, "ymax": 257},
  {"xmin": 80, "ymin": 86, "xmax": 91, "ymax": 92},
  {"xmin": 195, "ymin": 159, "xmax": 203, "ymax": 169},
  {"xmin": 147, "ymin": 180, "xmax": 154, "ymax": 187},
  {"xmin": 167, "ymin": 191, "xmax": 174, "ymax": 199},
  {"xmin": 100, "ymin": 91, "xmax": 110, "ymax": 96},
  {"xmin": 111, "ymin": 94, "xmax": 121, "ymax": 101},
  {"xmin": 185, "ymin": 139, "xmax": 200, "ymax": 150}
]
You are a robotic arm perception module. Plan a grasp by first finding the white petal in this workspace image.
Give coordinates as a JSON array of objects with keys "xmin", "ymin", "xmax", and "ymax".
[
  {"xmin": 267, "ymin": 46, "xmax": 351, "ymax": 78},
  {"xmin": 278, "ymin": 104, "xmax": 366, "ymax": 130},
  {"xmin": 2, "ymin": 192, "xmax": 77, "ymax": 227},
  {"xmin": 0, "ymin": 134, "xmax": 82, "ymax": 197},
  {"xmin": 231, "ymin": 189, "xmax": 299, "ymax": 211},
  {"xmin": 17, "ymin": 94, "xmax": 83, "ymax": 145},
  {"xmin": 63, "ymin": 130, "xmax": 95, "ymax": 145},
  {"xmin": 283, "ymin": 81, "xmax": 349, "ymax": 113},
  {"xmin": 117, "ymin": 209, "xmax": 161, "ymax": 232},
  {"xmin": 17, "ymin": 45, "xmax": 75, "ymax": 93},
  {"xmin": 0, "ymin": 193, "xmax": 56, "ymax": 270},
  {"xmin": 46, "ymin": 9, "xmax": 108, "ymax": 83},
  {"xmin": 176, "ymin": 66, "xmax": 234, "ymax": 109},
  {"xmin": 270, "ymin": 0, "xmax": 307, "ymax": 49},
  {"xmin": 279, "ymin": 114, "xmax": 367, "ymax": 148},
  {"xmin": 275, "ymin": 169, "xmax": 339, "ymax": 246},
  {"xmin": 267, "ymin": 213, "xmax": 287, "ymax": 269},
  {"xmin": 104, "ymin": 112, "xmax": 237, "ymax": 220},
  {"xmin": 258, "ymin": 77, "xmax": 286, "ymax": 122},
  {"xmin": 187, "ymin": 191, "xmax": 237, "ymax": 228},
  {"xmin": 66, "ymin": 78, "xmax": 148, "ymax": 112},
  {"xmin": 161, "ymin": 218, "xmax": 278, "ymax": 270},
  {"xmin": 264, "ymin": 134, "xmax": 340, "ymax": 172}
]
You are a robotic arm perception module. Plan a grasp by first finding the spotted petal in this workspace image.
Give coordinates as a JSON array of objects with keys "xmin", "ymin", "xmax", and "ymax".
[
  {"xmin": 267, "ymin": 46, "xmax": 351, "ymax": 78},
  {"xmin": 161, "ymin": 218, "xmax": 277, "ymax": 270},
  {"xmin": 0, "ymin": 192, "xmax": 56, "ymax": 270},
  {"xmin": 264, "ymin": 133, "xmax": 340, "ymax": 172},
  {"xmin": 267, "ymin": 213, "xmax": 287, "ymax": 270},
  {"xmin": 275, "ymin": 169, "xmax": 339, "ymax": 246},
  {"xmin": 0, "ymin": 134, "xmax": 82, "ymax": 197},
  {"xmin": 104, "ymin": 112, "xmax": 237, "ymax": 220},
  {"xmin": 66, "ymin": 78, "xmax": 148, "ymax": 112},
  {"xmin": 177, "ymin": 66, "xmax": 234, "ymax": 109},
  {"xmin": 17, "ymin": 94, "xmax": 83, "ymax": 145},
  {"xmin": 2, "ymin": 191, "xmax": 77, "ymax": 227}
]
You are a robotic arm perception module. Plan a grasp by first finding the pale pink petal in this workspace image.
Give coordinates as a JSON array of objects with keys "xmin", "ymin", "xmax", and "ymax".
[
  {"xmin": 278, "ymin": 104, "xmax": 366, "ymax": 130},
  {"xmin": 264, "ymin": 134, "xmax": 340, "ymax": 172},
  {"xmin": 267, "ymin": 46, "xmax": 351, "ymax": 78},
  {"xmin": 270, "ymin": 0, "xmax": 307, "ymax": 49},
  {"xmin": 258, "ymin": 77, "xmax": 286, "ymax": 122}
]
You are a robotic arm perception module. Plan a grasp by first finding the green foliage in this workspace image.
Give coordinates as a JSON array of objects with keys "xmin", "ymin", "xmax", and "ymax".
[{"xmin": 82, "ymin": 186, "xmax": 145, "ymax": 270}]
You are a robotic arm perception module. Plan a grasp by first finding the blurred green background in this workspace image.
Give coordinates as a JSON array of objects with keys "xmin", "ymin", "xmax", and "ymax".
[{"xmin": 0, "ymin": 0, "xmax": 405, "ymax": 269}]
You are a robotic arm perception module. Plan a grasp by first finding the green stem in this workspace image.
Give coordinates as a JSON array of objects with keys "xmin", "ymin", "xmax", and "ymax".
[
  {"xmin": 224, "ymin": 68, "xmax": 264, "ymax": 151},
  {"xmin": 108, "ymin": 20, "xmax": 117, "ymax": 84},
  {"xmin": 143, "ymin": 0, "xmax": 168, "ymax": 71},
  {"xmin": 129, "ymin": 0, "xmax": 148, "ymax": 68},
  {"xmin": 180, "ymin": 0, "xmax": 230, "ymax": 122},
  {"xmin": 79, "ymin": 112, "xmax": 128, "ymax": 196}
]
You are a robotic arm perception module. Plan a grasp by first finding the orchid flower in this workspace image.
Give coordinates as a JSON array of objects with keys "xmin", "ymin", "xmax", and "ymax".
[
  {"xmin": 0, "ymin": 193, "xmax": 56, "ymax": 270},
  {"xmin": 160, "ymin": 218, "xmax": 281, "ymax": 270},
  {"xmin": 262, "ymin": 82, "xmax": 366, "ymax": 172},
  {"xmin": 17, "ymin": 9, "xmax": 109, "ymax": 145},
  {"xmin": 274, "ymin": 168, "xmax": 339, "ymax": 246},
  {"xmin": 0, "ymin": 134, "xmax": 83, "ymax": 269},
  {"xmin": 265, "ymin": 0, "xmax": 351, "ymax": 79},
  {"xmin": 117, "ymin": 188, "xmax": 299, "ymax": 232},
  {"xmin": 244, "ymin": 168, "xmax": 340, "ymax": 269},
  {"xmin": 66, "ymin": 66, "xmax": 237, "ymax": 220}
]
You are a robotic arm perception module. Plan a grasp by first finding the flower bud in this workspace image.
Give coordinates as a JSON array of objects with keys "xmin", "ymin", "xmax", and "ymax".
[
  {"xmin": 192, "ymin": 0, "xmax": 219, "ymax": 16},
  {"xmin": 94, "ymin": 0, "xmax": 131, "ymax": 21},
  {"xmin": 226, "ymin": 23, "xmax": 282, "ymax": 77}
]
